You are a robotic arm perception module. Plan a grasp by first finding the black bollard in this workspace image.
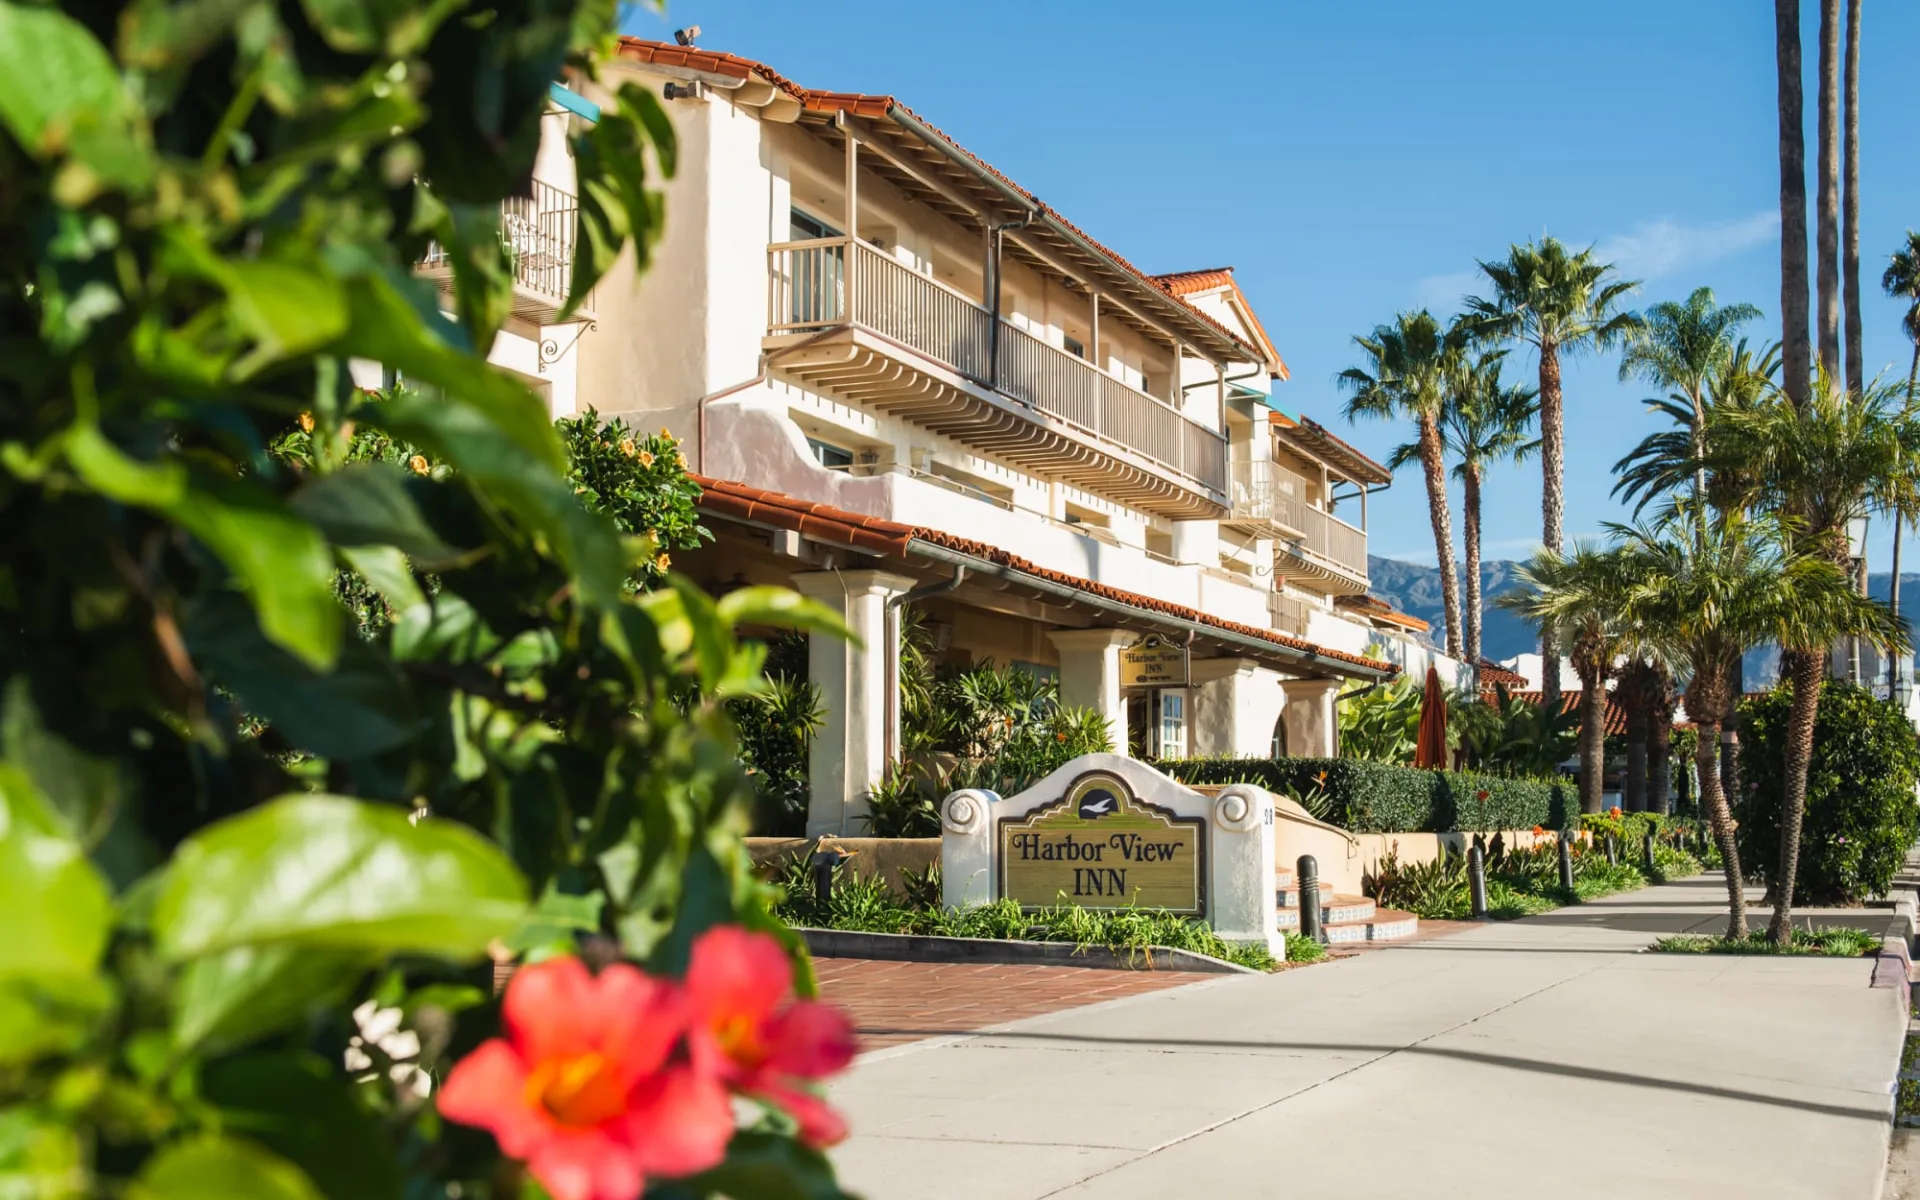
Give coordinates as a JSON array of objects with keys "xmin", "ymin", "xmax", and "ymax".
[
  {"xmin": 1467, "ymin": 845, "xmax": 1489, "ymax": 920},
  {"xmin": 1297, "ymin": 854, "xmax": 1324, "ymax": 943},
  {"xmin": 809, "ymin": 848, "xmax": 843, "ymax": 907},
  {"xmin": 1557, "ymin": 834, "xmax": 1576, "ymax": 895},
  {"xmin": 1605, "ymin": 836, "xmax": 1618, "ymax": 868},
  {"xmin": 1643, "ymin": 828, "xmax": 1656, "ymax": 866}
]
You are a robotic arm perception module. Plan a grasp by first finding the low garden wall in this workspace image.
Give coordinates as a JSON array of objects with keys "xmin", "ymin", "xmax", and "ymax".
[{"xmin": 746, "ymin": 836, "xmax": 940, "ymax": 895}]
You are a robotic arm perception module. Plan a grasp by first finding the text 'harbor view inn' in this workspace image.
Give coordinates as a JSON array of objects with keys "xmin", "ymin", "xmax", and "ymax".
[{"xmin": 416, "ymin": 36, "xmax": 1475, "ymax": 835}]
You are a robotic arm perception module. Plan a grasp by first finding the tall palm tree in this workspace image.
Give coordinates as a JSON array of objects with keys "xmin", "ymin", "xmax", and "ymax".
[
  {"xmin": 1466, "ymin": 239, "xmax": 1640, "ymax": 705},
  {"xmin": 1498, "ymin": 542, "xmax": 1637, "ymax": 815},
  {"xmin": 1388, "ymin": 350, "xmax": 1537, "ymax": 667},
  {"xmin": 1776, "ymin": 0, "xmax": 1813, "ymax": 409},
  {"xmin": 1618, "ymin": 514, "xmax": 1875, "ymax": 938},
  {"xmin": 1706, "ymin": 373, "xmax": 1920, "ymax": 942},
  {"xmin": 1613, "ymin": 338, "xmax": 1781, "ymax": 522},
  {"xmin": 1341, "ymin": 310, "xmax": 1467, "ymax": 656},
  {"xmin": 1613, "ymin": 657, "xmax": 1671, "ymax": 814},
  {"xmin": 1816, "ymin": 0, "xmax": 1842, "ymax": 380},
  {"xmin": 1883, "ymin": 232, "xmax": 1920, "ymax": 695},
  {"xmin": 1842, "ymin": 0, "xmax": 1862, "ymax": 394},
  {"xmin": 1617, "ymin": 287, "xmax": 1762, "ymax": 526}
]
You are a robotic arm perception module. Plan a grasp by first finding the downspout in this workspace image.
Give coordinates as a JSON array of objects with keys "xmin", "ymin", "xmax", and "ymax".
[
  {"xmin": 694, "ymin": 325, "xmax": 850, "ymax": 473},
  {"xmin": 987, "ymin": 214, "xmax": 1033, "ymax": 389},
  {"xmin": 883, "ymin": 566, "xmax": 968, "ymax": 767}
]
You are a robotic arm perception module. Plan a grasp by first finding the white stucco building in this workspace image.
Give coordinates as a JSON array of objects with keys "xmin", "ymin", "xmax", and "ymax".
[{"xmin": 448, "ymin": 39, "xmax": 1470, "ymax": 833}]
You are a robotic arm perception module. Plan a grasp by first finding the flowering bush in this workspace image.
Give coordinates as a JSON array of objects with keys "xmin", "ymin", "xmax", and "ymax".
[{"xmin": 0, "ymin": 0, "xmax": 861, "ymax": 1193}]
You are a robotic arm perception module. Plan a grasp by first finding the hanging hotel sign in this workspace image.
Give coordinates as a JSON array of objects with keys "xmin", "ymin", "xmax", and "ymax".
[
  {"xmin": 1119, "ymin": 634, "xmax": 1190, "ymax": 688},
  {"xmin": 998, "ymin": 770, "xmax": 1204, "ymax": 914}
]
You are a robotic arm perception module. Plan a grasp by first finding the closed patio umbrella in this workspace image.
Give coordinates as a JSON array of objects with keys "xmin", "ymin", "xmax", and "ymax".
[{"xmin": 1414, "ymin": 665, "xmax": 1448, "ymax": 769}]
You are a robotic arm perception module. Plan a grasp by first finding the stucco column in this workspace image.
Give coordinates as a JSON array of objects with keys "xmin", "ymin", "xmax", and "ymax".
[
  {"xmin": 1190, "ymin": 659, "xmax": 1285, "ymax": 758},
  {"xmin": 1046, "ymin": 628, "xmax": 1136, "ymax": 757},
  {"xmin": 792, "ymin": 569, "xmax": 919, "ymax": 836},
  {"xmin": 1280, "ymin": 677, "xmax": 1345, "ymax": 759}
]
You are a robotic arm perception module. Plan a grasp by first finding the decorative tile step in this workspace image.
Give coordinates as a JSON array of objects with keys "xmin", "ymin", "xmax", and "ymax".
[
  {"xmin": 1322, "ymin": 895, "xmax": 1376, "ymax": 925},
  {"xmin": 1276, "ymin": 907, "xmax": 1301, "ymax": 930},
  {"xmin": 1322, "ymin": 909, "xmax": 1420, "ymax": 944},
  {"xmin": 1274, "ymin": 880, "xmax": 1334, "ymax": 907}
]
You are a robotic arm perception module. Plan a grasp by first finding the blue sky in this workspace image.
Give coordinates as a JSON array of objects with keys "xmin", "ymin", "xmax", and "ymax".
[{"xmin": 624, "ymin": 1, "xmax": 1920, "ymax": 569}]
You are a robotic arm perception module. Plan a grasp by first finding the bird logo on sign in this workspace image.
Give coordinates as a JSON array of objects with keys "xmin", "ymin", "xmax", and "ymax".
[{"xmin": 1077, "ymin": 788, "xmax": 1120, "ymax": 819}]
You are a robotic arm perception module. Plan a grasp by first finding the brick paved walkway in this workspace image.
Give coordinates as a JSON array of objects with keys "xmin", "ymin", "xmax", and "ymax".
[{"xmin": 813, "ymin": 958, "xmax": 1214, "ymax": 1051}]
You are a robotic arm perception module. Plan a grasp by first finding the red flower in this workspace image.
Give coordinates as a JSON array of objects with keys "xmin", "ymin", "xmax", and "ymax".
[
  {"xmin": 438, "ymin": 957, "xmax": 732, "ymax": 1200},
  {"xmin": 684, "ymin": 927, "xmax": 857, "ymax": 1148},
  {"xmin": 1609, "ymin": 806, "xmax": 1622, "ymax": 819}
]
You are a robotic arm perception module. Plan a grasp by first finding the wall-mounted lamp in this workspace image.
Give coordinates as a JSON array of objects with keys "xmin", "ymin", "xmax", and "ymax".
[{"xmin": 663, "ymin": 81, "xmax": 706, "ymax": 101}]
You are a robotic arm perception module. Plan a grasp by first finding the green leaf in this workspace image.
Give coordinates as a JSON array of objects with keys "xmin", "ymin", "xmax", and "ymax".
[
  {"xmin": 0, "ymin": 2, "xmax": 127, "ymax": 155},
  {"xmin": 0, "ymin": 975, "xmax": 113, "ymax": 1068},
  {"xmin": 502, "ymin": 885, "xmax": 602, "ymax": 957},
  {"xmin": 340, "ymin": 545, "xmax": 426, "ymax": 611},
  {"xmin": 717, "ymin": 586, "xmax": 856, "ymax": 645},
  {"xmin": 666, "ymin": 575, "xmax": 731, "ymax": 691},
  {"xmin": 201, "ymin": 1054, "xmax": 403, "ymax": 1200},
  {"xmin": 676, "ymin": 1132, "xmax": 855, "ymax": 1200},
  {"xmin": 152, "ymin": 794, "xmax": 528, "ymax": 961},
  {"xmin": 131, "ymin": 1136, "xmax": 323, "ymax": 1200},
  {"xmin": 1, "ymin": 678, "xmax": 121, "ymax": 845},
  {"xmin": 290, "ymin": 464, "xmax": 461, "ymax": 562},
  {"xmin": 223, "ymin": 259, "xmax": 349, "ymax": 375},
  {"xmin": 172, "ymin": 946, "xmax": 371, "ymax": 1053},
  {"xmin": 0, "ymin": 766, "xmax": 111, "ymax": 981},
  {"xmin": 186, "ymin": 593, "xmax": 417, "ymax": 760},
  {"xmin": 0, "ymin": 1110, "xmax": 85, "ymax": 1200}
]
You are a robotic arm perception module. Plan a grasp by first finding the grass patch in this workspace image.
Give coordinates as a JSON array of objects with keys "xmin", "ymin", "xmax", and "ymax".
[
  {"xmin": 1650, "ymin": 927, "xmax": 1880, "ymax": 957},
  {"xmin": 1283, "ymin": 932, "xmax": 1326, "ymax": 964},
  {"xmin": 775, "ymin": 858, "xmax": 1279, "ymax": 971}
]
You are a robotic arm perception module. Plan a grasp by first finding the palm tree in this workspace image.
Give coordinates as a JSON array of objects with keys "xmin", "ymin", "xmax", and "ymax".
[
  {"xmin": 1466, "ymin": 239, "xmax": 1640, "ymax": 705},
  {"xmin": 1613, "ymin": 338, "xmax": 1780, "ymax": 521},
  {"xmin": 1816, "ymin": 0, "xmax": 1842, "ymax": 380},
  {"xmin": 1705, "ymin": 373, "xmax": 1920, "ymax": 942},
  {"xmin": 1389, "ymin": 350, "xmax": 1537, "ymax": 667},
  {"xmin": 1617, "ymin": 287, "xmax": 1762, "ymax": 525},
  {"xmin": 1618, "ymin": 514, "xmax": 1871, "ymax": 938},
  {"xmin": 1497, "ymin": 542, "xmax": 1637, "ymax": 815},
  {"xmin": 1842, "ymin": 0, "xmax": 1862, "ymax": 393},
  {"xmin": 1776, "ymin": 0, "xmax": 1813, "ymax": 409},
  {"xmin": 1613, "ymin": 657, "xmax": 1671, "ymax": 813},
  {"xmin": 1341, "ymin": 310, "xmax": 1467, "ymax": 657},
  {"xmin": 1883, "ymin": 232, "xmax": 1920, "ymax": 695}
]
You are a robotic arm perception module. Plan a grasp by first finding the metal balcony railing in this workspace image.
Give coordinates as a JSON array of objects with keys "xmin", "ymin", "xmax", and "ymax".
[
  {"xmin": 422, "ymin": 179, "xmax": 578, "ymax": 316},
  {"xmin": 768, "ymin": 236, "xmax": 1228, "ymax": 494}
]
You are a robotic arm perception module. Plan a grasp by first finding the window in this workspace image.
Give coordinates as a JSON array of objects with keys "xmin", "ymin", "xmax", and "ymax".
[
  {"xmin": 1062, "ymin": 334, "xmax": 1085, "ymax": 359},
  {"xmin": 1157, "ymin": 691, "xmax": 1186, "ymax": 758},
  {"xmin": 805, "ymin": 437, "xmax": 854, "ymax": 470},
  {"xmin": 789, "ymin": 209, "xmax": 840, "ymax": 241}
]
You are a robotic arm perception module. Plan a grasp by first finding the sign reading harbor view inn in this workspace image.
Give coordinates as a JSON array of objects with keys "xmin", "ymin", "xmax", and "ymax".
[
  {"xmin": 999, "ymin": 770, "xmax": 1204, "ymax": 914},
  {"xmin": 942, "ymin": 754, "xmax": 1281, "ymax": 954}
]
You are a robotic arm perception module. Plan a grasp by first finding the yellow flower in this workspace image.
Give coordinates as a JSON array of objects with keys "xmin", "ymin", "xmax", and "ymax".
[
  {"xmin": 298, "ymin": 412, "xmax": 314, "ymax": 432},
  {"xmin": 619, "ymin": 437, "xmax": 636, "ymax": 457},
  {"xmin": 638, "ymin": 450, "xmax": 655, "ymax": 467},
  {"xmin": 408, "ymin": 455, "xmax": 429, "ymax": 475},
  {"xmin": 655, "ymin": 552, "xmax": 671, "ymax": 570}
]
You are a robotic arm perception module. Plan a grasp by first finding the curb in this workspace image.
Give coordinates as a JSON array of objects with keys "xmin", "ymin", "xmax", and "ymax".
[
  {"xmin": 795, "ymin": 927, "xmax": 1261, "ymax": 975},
  {"xmin": 1882, "ymin": 890, "xmax": 1919, "ymax": 993}
]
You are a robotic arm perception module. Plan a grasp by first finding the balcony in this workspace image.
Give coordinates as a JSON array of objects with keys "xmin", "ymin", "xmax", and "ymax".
[
  {"xmin": 765, "ymin": 237, "xmax": 1228, "ymax": 518},
  {"xmin": 1225, "ymin": 460, "xmax": 1369, "ymax": 593},
  {"xmin": 419, "ymin": 180, "xmax": 586, "ymax": 325}
]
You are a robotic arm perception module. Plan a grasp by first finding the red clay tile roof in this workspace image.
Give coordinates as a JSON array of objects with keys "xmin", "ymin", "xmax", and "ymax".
[
  {"xmin": 1511, "ymin": 690, "xmax": 1630, "ymax": 736},
  {"xmin": 1271, "ymin": 412, "xmax": 1393, "ymax": 486},
  {"xmin": 1334, "ymin": 594, "xmax": 1429, "ymax": 633},
  {"xmin": 1478, "ymin": 661, "xmax": 1530, "ymax": 688},
  {"xmin": 694, "ymin": 475, "xmax": 1393, "ymax": 676},
  {"xmin": 614, "ymin": 38, "xmax": 1261, "ymax": 365},
  {"xmin": 1151, "ymin": 267, "xmax": 1288, "ymax": 381}
]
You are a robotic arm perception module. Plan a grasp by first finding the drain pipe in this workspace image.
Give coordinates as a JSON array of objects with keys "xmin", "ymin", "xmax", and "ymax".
[
  {"xmin": 695, "ymin": 325, "xmax": 850, "ymax": 473},
  {"xmin": 883, "ymin": 566, "xmax": 967, "ymax": 766},
  {"xmin": 986, "ymin": 214, "xmax": 1033, "ymax": 389}
]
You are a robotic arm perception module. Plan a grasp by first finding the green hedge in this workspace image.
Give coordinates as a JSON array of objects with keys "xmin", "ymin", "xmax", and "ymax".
[{"xmin": 1154, "ymin": 756, "xmax": 1571, "ymax": 834}]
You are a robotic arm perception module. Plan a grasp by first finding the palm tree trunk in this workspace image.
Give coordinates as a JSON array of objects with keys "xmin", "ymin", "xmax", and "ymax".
[
  {"xmin": 1689, "ymin": 385, "xmax": 1709, "ymax": 546},
  {"xmin": 1578, "ymin": 669, "xmax": 1607, "ymax": 814},
  {"xmin": 1416, "ymin": 412, "xmax": 1464, "ymax": 659},
  {"xmin": 1769, "ymin": 647, "xmax": 1825, "ymax": 943},
  {"xmin": 1539, "ymin": 343, "xmax": 1565, "ymax": 705},
  {"xmin": 1816, "ymin": 0, "xmax": 1842, "ymax": 381},
  {"xmin": 1463, "ymin": 462, "xmax": 1484, "ymax": 666},
  {"xmin": 1697, "ymin": 713, "xmax": 1748, "ymax": 940},
  {"xmin": 1842, "ymin": 0, "xmax": 1863, "ymax": 394},
  {"xmin": 1624, "ymin": 687, "xmax": 1649, "ymax": 814},
  {"xmin": 1649, "ymin": 708, "xmax": 1673, "ymax": 816},
  {"xmin": 1777, "ymin": 0, "xmax": 1813, "ymax": 410}
]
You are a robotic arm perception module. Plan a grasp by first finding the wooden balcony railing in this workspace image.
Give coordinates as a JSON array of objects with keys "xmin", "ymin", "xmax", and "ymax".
[
  {"xmin": 1230, "ymin": 459, "xmax": 1368, "ymax": 581},
  {"xmin": 422, "ymin": 179, "xmax": 579, "ymax": 319},
  {"xmin": 768, "ymin": 237, "xmax": 1227, "ymax": 495}
]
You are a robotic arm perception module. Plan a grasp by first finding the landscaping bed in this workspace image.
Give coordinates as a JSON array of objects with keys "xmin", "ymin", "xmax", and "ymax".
[
  {"xmin": 1650, "ymin": 928, "xmax": 1880, "ymax": 956},
  {"xmin": 1366, "ymin": 827, "xmax": 1705, "ymax": 922}
]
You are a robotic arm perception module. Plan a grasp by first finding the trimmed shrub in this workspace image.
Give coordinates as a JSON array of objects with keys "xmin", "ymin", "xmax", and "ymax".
[
  {"xmin": 1156, "ymin": 756, "xmax": 1570, "ymax": 834},
  {"xmin": 1734, "ymin": 680, "xmax": 1920, "ymax": 904}
]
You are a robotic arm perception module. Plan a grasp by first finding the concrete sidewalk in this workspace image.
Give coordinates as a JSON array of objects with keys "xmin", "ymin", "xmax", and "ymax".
[{"xmin": 827, "ymin": 877, "xmax": 1908, "ymax": 1199}]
